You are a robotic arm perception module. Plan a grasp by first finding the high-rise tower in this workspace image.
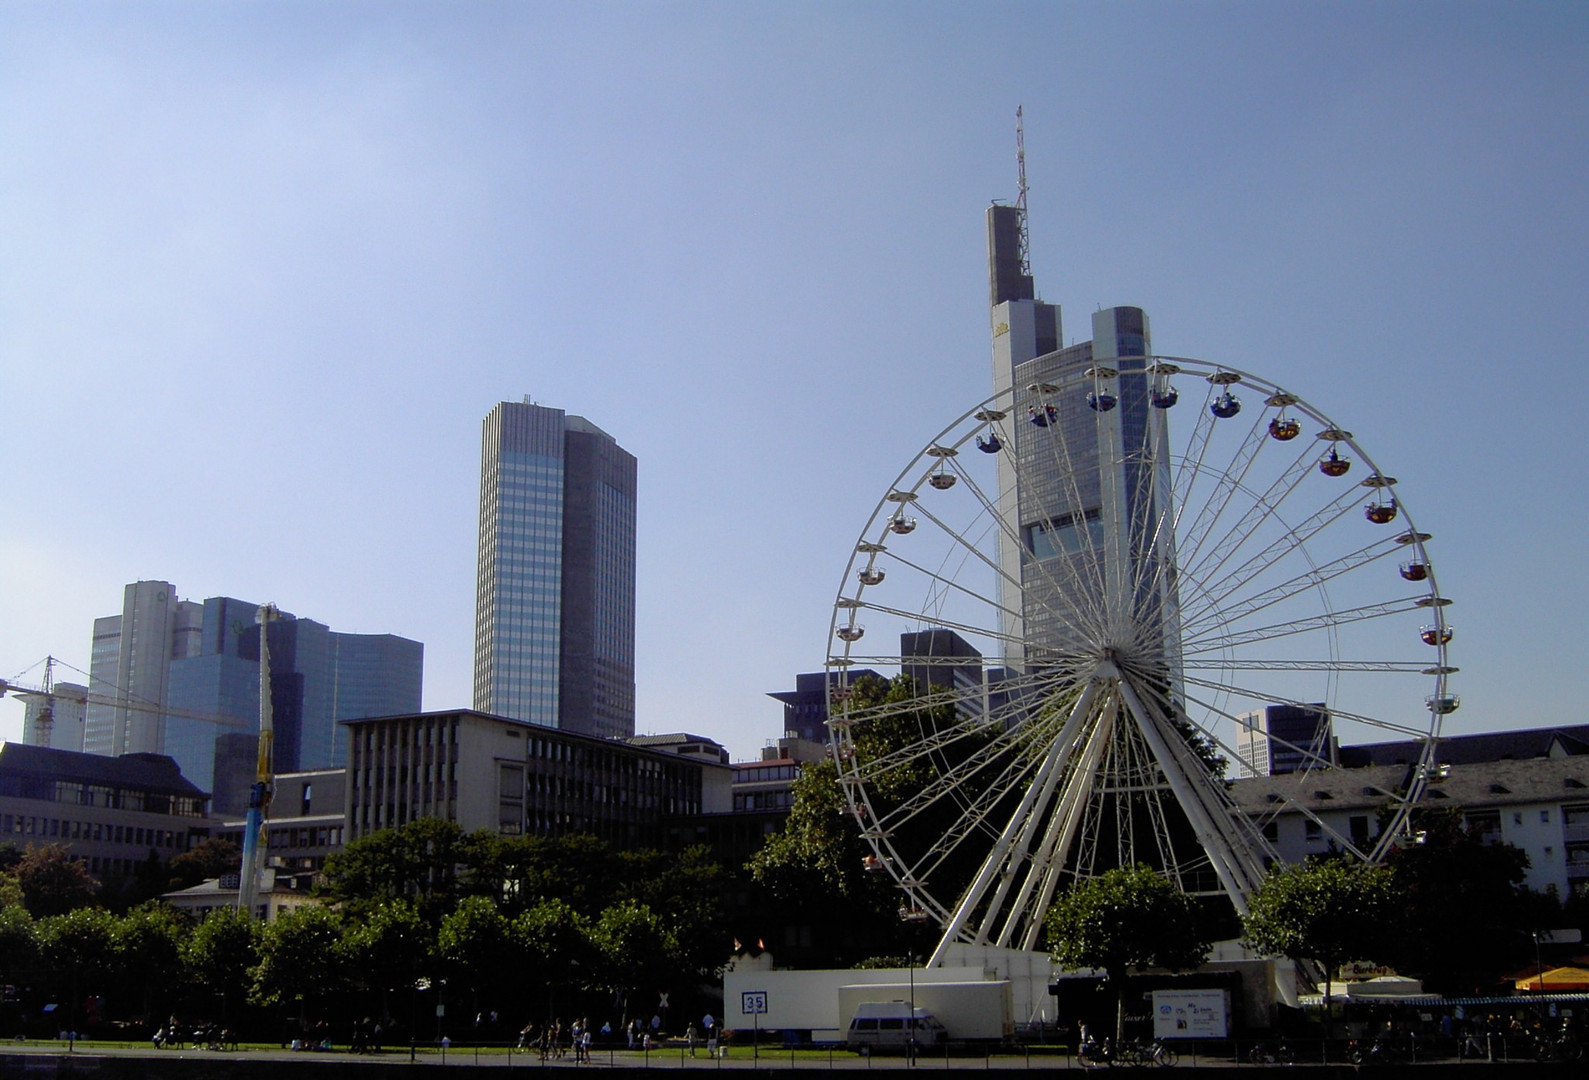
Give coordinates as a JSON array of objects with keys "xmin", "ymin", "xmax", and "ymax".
[
  {"xmin": 987, "ymin": 205, "xmax": 1180, "ymax": 681},
  {"xmin": 473, "ymin": 399, "xmax": 637, "ymax": 739}
]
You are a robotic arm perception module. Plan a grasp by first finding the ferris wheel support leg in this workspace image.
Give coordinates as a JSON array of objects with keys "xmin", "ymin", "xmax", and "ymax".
[
  {"xmin": 1001, "ymin": 707, "xmax": 1116, "ymax": 950},
  {"xmin": 1116, "ymin": 677, "xmax": 1266, "ymax": 912},
  {"xmin": 985, "ymin": 689, "xmax": 1116, "ymax": 948},
  {"xmin": 928, "ymin": 677, "xmax": 1105, "ymax": 968}
]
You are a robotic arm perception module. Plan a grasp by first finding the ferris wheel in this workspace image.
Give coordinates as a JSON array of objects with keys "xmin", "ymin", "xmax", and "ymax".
[{"xmin": 825, "ymin": 357, "xmax": 1455, "ymax": 963}]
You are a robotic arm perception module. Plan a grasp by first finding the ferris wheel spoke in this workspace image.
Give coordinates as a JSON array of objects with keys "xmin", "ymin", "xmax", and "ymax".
[
  {"xmin": 1172, "ymin": 408, "xmax": 1275, "ymax": 576},
  {"xmin": 1176, "ymin": 487, "xmax": 1363, "ymax": 628},
  {"xmin": 1180, "ymin": 596, "xmax": 1429, "ymax": 655},
  {"xmin": 1178, "ymin": 672, "xmax": 1435, "ymax": 740},
  {"xmin": 1178, "ymin": 538, "xmax": 1404, "ymax": 642},
  {"xmin": 1180, "ymin": 658, "xmax": 1428, "ymax": 673},
  {"xmin": 1174, "ymin": 441, "xmax": 1322, "ymax": 592}
]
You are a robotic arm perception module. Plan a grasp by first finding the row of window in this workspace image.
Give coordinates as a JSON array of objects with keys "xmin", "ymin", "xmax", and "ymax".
[
  {"xmin": 0, "ymin": 813, "xmax": 189, "ymax": 850},
  {"xmin": 0, "ymin": 777, "xmax": 205, "ymax": 817}
]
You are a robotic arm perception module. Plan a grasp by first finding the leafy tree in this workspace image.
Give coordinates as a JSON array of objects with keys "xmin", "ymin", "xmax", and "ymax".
[
  {"xmin": 343, "ymin": 898, "xmax": 431, "ymax": 1015},
  {"xmin": 165, "ymin": 837, "xmax": 242, "ymax": 890},
  {"xmin": 480, "ymin": 832, "xmax": 623, "ymax": 916},
  {"xmin": 1381, "ymin": 809, "xmax": 1537, "ymax": 992},
  {"xmin": 438, "ymin": 894, "xmax": 517, "ymax": 1017},
  {"xmin": 590, "ymin": 899, "xmax": 675, "ymax": 1026},
  {"xmin": 0, "ymin": 904, "xmax": 39, "ymax": 985},
  {"xmin": 1045, "ymin": 864, "xmax": 1209, "ymax": 1041},
  {"xmin": 617, "ymin": 845, "xmax": 731, "ymax": 981},
  {"xmin": 1241, "ymin": 859, "xmax": 1399, "ymax": 1013},
  {"xmin": 37, "ymin": 906, "xmax": 119, "ymax": 1032},
  {"xmin": 183, "ymin": 906, "xmax": 260, "ymax": 1024},
  {"xmin": 514, "ymin": 898, "xmax": 594, "ymax": 1021},
  {"xmin": 113, "ymin": 903, "xmax": 187, "ymax": 1021},
  {"xmin": 251, "ymin": 905, "xmax": 347, "ymax": 1019},
  {"xmin": 14, "ymin": 843, "xmax": 99, "ymax": 916},
  {"xmin": 319, "ymin": 818, "xmax": 470, "ymax": 923}
]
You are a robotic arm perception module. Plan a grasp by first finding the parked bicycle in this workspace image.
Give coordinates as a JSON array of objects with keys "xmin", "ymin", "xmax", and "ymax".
[{"xmin": 1248, "ymin": 1039, "xmax": 1294, "ymax": 1065}]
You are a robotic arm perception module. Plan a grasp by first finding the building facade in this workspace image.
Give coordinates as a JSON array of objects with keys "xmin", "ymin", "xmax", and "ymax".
[
  {"xmin": 81, "ymin": 583, "xmax": 421, "ymax": 817},
  {"xmin": 473, "ymin": 400, "xmax": 637, "ymax": 740},
  {"xmin": 0, "ymin": 742, "xmax": 209, "ymax": 883},
  {"xmin": 344, "ymin": 710, "xmax": 710, "ymax": 849},
  {"xmin": 1235, "ymin": 703, "xmax": 1336, "ymax": 778},
  {"xmin": 83, "ymin": 581, "xmax": 203, "ymax": 756}
]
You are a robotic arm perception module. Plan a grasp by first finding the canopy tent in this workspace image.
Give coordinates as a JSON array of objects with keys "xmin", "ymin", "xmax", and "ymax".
[{"xmin": 1515, "ymin": 967, "xmax": 1589, "ymax": 992}]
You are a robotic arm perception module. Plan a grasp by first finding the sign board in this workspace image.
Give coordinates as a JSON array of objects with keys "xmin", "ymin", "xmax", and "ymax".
[
  {"xmin": 1151, "ymin": 990, "xmax": 1229, "ymax": 1040},
  {"xmin": 742, "ymin": 991, "xmax": 769, "ymax": 1016}
]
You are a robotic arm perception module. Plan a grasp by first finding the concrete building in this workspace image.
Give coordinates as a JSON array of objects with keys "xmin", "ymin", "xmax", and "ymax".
[
  {"xmin": 211, "ymin": 768, "xmax": 348, "ymax": 875},
  {"xmin": 344, "ymin": 710, "xmax": 715, "ymax": 848},
  {"xmin": 473, "ymin": 399, "xmax": 637, "ymax": 740},
  {"xmin": 768, "ymin": 670, "xmax": 882, "ymax": 745},
  {"xmin": 0, "ymin": 742, "xmax": 209, "ymax": 883}
]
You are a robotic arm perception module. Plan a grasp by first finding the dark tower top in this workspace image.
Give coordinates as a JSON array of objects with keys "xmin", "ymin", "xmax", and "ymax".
[{"xmin": 987, "ymin": 204, "xmax": 1035, "ymax": 307}]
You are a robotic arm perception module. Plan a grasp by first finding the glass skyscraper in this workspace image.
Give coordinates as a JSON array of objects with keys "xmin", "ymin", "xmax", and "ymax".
[
  {"xmin": 473, "ymin": 399, "xmax": 637, "ymax": 740},
  {"xmin": 81, "ymin": 582, "xmax": 422, "ymax": 814}
]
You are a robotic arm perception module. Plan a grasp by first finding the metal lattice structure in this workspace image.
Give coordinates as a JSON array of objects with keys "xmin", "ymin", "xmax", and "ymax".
[{"xmin": 825, "ymin": 358, "xmax": 1454, "ymax": 964}]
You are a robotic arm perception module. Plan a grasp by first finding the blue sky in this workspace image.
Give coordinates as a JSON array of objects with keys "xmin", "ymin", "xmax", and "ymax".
[{"xmin": 3, "ymin": 1, "xmax": 1585, "ymax": 761}]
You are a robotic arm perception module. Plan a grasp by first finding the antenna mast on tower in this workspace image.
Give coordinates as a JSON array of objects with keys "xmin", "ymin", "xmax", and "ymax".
[{"xmin": 1015, "ymin": 105, "xmax": 1031, "ymax": 279}]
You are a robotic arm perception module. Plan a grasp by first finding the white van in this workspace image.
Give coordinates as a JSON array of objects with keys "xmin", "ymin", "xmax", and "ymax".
[{"xmin": 846, "ymin": 1001, "xmax": 947, "ymax": 1050}]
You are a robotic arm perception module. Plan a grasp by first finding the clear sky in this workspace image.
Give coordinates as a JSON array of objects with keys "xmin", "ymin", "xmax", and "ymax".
[{"xmin": 3, "ymin": 1, "xmax": 1585, "ymax": 762}]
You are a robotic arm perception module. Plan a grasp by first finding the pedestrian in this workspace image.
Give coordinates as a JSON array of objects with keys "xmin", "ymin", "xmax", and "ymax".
[{"xmin": 687, "ymin": 1021, "xmax": 698, "ymax": 1057}]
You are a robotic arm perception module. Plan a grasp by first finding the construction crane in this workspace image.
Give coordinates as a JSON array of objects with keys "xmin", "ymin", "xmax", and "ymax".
[
  {"xmin": 1, "ymin": 658, "xmax": 254, "ymax": 747},
  {"xmin": 237, "ymin": 603, "xmax": 279, "ymax": 918}
]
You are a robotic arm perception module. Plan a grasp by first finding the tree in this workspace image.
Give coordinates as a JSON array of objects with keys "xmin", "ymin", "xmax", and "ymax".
[
  {"xmin": 14, "ymin": 843, "xmax": 99, "ymax": 917},
  {"xmin": 251, "ymin": 905, "xmax": 347, "ymax": 1022},
  {"xmin": 165, "ymin": 837, "xmax": 242, "ymax": 890},
  {"xmin": 182, "ymin": 906, "xmax": 260, "ymax": 1024},
  {"xmin": 437, "ymin": 895, "xmax": 517, "ymax": 1019},
  {"xmin": 1045, "ymin": 864, "xmax": 1209, "ymax": 1041},
  {"xmin": 616, "ymin": 845, "xmax": 731, "ymax": 981},
  {"xmin": 1381, "ymin": 809, "xmax": 1538, "ymax": 992},
  {"xmin": 343, "ymin": 898, "xmax": 431, "ymax": 1016},
  {"xmin": 590, "ymin": 899, "xmax": 676, "ymax": 1026},
  {"xmin": 514, "ymin": 898, "xmax": 593, "ymax": 1021},
  {"xmin": 1241, "ymin": 859, "xmax": 1399, "ymax": 1014},
  {"xmin": 37, "ymin": 906, "xmax": 119, "ymax": 1033},
  {"xmin": 319, "ymin": 819, "xmax": 470, "ymax": 923},
  {"xmin": 0, "ymin": 904, "xmax": 39, "ymax": 986},
  {"xmin": 113, "ymin": 903, "xmax": 187, "ymax": 1021}
]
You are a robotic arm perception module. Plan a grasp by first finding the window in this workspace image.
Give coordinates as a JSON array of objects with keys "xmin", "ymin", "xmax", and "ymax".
[
  {"xmin": 1541, "ymin": 810, "xmax": 1551, "ymax": 824},
  {"xmin": 1261, "ymin": 822, "xmax": 1279, "ymax": 842},
  {"xmin": 1305, "ymin": 819, "xmax": 1322, "ymax": 840}
]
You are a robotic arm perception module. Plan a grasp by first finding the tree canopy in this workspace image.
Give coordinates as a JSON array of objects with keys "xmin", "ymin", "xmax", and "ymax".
[
  {"xmin": 1045, "ymin": 865, "xmax": 1208, "ymax": 1041},
  {"xmin": 1241, "ymin": 858, "xmax": 1399, "ymax": 1004}
]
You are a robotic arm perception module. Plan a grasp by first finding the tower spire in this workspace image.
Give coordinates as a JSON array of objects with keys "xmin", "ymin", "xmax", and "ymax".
[{"xmin": 1015, "ymin": 105, "xmax": 1031, "ymax": 279}]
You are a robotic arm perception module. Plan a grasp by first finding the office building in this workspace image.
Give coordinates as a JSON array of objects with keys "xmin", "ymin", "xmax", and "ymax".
[
  {"xmin": 344, "ymin": 710, "xmax": 717, "ymax": 848},
  {"xmin": 1234, "ymin": 703, "xmax": 1335, "ymax": 778},
  {"xmin": 768, "ymin": 669, "xmax": 881, "ymax": 745},
  {"xmin": 473, "ymin": 399, "xmax": 637, "ymax": 739},
  {"xmin": 83, "ymin": 581, "xmax": 203, "ymax": 756},
  {"xmin": 986, "ymin": 207, "xmax": 1179, "ymax": 676},
  {"xmin": 81, "ymin": 582, "xmax": 421, "ymax": 817},
  {"xmin": 0, "ymin": 742, "xmax": 209, "ymax": 884}
]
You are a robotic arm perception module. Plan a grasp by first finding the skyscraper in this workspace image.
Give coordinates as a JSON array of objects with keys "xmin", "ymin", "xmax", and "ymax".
[
  {"xmin": 81, "ymin": 582, "xmax": 422, "ymax": 813},
  {"xmin": 473, "ymin": 399, "xmax": 637, "ymax": 740},
  {"xmin": 83, "ymin": 581, "xmax": 203, "ymax": 756},
  {"xmin": 986, "ymin": 205, "xmax": 1179, "ymax": 678}
]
